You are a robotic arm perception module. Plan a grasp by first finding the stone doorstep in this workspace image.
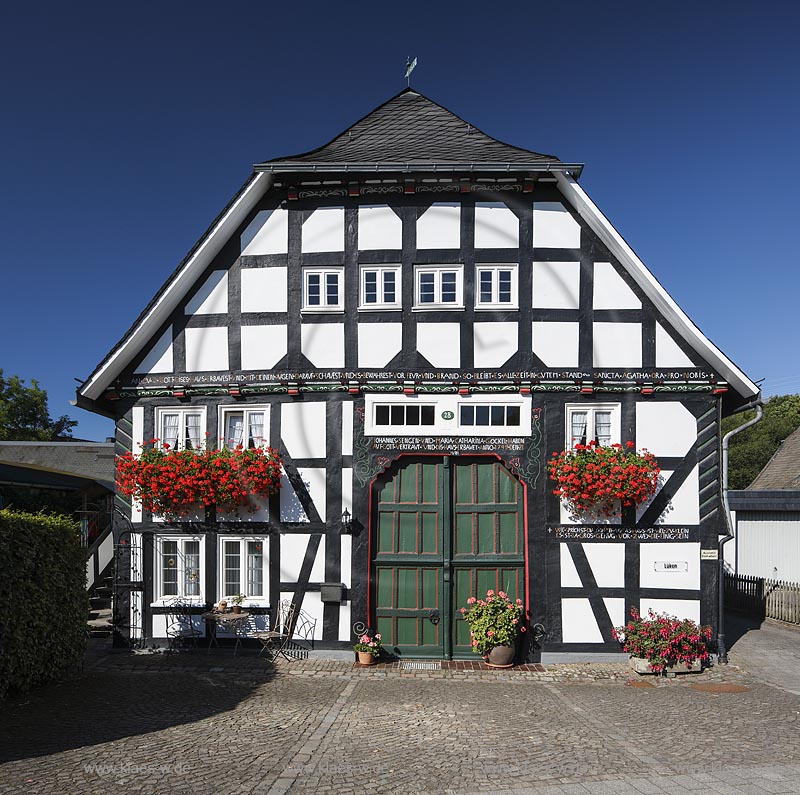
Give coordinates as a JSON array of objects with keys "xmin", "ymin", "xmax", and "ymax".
[{"xmin": 355, "ymin": 659, "xmax": 548, "ymax": 672}]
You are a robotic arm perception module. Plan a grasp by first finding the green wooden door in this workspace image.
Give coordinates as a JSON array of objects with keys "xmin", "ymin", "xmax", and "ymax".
[{"xmin": 373, "ymin": 457, "xmax": 524, "ymax": 659}]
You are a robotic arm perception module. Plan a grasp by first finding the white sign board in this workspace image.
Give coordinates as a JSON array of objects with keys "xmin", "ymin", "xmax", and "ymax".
[
  {"xmin": 654, "ymin": 561, "xmax": 688, "ymax": 572},
  {"xmin": 701, "ymin": 549, "xmax": 719, "ymax": 560}
]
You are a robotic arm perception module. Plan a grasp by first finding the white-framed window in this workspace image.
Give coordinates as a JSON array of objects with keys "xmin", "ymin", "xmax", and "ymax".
[
  {"xmin": 373, "ymin": 403, "xmax": 436, "ymax": 428},
  {"xmin": 565, "ymin": 404, "xmax": 621, "ymax": 448},
  {"xmin": 219, "ymin": 405, "xmax": 270, "ymax": 449},
  {"xmin": 155, "ymin": 535, "xmax": 205, "ymax": 602},
  {"xmin": 218, "ymin": 537, "xmax": 268, "ymax": 604},
  {"xmin": 414, "ymin": 265, "xmax": 463, "ymax": 309},
  {"xmin": 155, "ymin": 407, "xmax": 207, "ymax": 451},
  {"xmin": 475, "ymin": 264, "xmax": 518, "ymax": 309},
  {"xmin": 303, "ymin": 267, "xmax": 344, "ymax": 311},
  {"xmin": 460, "ymin": 403, "xmax": 522, "ymax": 429},
  {"xmin": 359, "ymin": 265, "xmax": 401, "ymax": 309}
]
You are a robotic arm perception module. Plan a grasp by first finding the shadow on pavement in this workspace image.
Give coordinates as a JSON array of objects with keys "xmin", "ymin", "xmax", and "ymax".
[{"xmin": 724, "ymin": 610, "xmax": 764, "ymax": 649}]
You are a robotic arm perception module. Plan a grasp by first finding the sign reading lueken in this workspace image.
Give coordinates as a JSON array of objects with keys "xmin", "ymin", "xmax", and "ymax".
[{"xmin": 654, "ymin": 561, "xmax": 689, "ymax": 572}]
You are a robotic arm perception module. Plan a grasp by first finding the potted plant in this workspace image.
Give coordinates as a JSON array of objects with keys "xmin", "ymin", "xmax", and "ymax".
[
  {"xmin": 231, "ymin": 594, "xmax": 246, "ymax": 614},
  {"xmin": 613, "ymin": 607, "xmax": 713, "ymax": 675},
  {"xmin": 460, "ymin": 590, "xmax": 526, "ymax": 668},
  {"xmin": 116, "ymin": 438, "xmax": 283, "ymax": 519},
  {"xmin": 353, "ymin": 631, "xmax": 383, "ymax": 665},
  {"xmin": 548, "ymin": 440, "xmax": 660, "ymax": 519}
]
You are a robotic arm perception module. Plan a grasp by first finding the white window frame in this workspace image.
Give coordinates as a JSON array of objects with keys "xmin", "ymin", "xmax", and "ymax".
[
  {"xmin": 154, "ymin": 406, "xmax": 207, "ymax": 451},
  {"xmin": 475, "ymin": 264, "xmax": 518, "ymax": 309},
  {"xmin": 153, "ymin": 534, "xmax": 205, "ymax": 605},
  {"xmin": 372, "ymin": 402, "xmax": 438, "ymax": 430},
  {"xmin": 359, "ymin": 265, "xmax": 401, "ymax": 310},
  {"xmin": 365, "ymin": 394, "xmax": 531, "ymax": 437},
  {"xmin": 218, "ymin": 405, "xmax": 270, "ymax": 449},
  {"xmin": 302, "ymin": 267, "xmax": 344, "ymax": 312},
  {"xmin": 413, "ymin": 264, "xmax": 463, "ymax": 310},
  {"xmin": 565, "ymin": 403, "xmax": 621, "ymax": 449},
  {"xmin": 217, "ymin": 536, "xmax": 269, "ymax": 606}
]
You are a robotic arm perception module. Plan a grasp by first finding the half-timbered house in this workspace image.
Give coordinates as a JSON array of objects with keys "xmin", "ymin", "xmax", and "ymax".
[{"xmin": 77, "ymin": 88, "xmax": 759, "ymax": 658}]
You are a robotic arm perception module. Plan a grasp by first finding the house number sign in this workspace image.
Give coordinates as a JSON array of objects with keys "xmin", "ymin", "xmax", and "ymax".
[{"xmin": 654, "ymin": 561, "xmax": 688, "ymax": 572}]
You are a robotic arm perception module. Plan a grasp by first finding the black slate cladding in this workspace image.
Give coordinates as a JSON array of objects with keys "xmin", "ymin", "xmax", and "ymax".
[{"xmin": 258, "ymin": 88, "xmax": 561, "ymax": 167}]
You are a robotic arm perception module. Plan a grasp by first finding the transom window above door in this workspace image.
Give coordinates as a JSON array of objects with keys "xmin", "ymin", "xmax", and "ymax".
[
  {"xmin": 414, "ymin": 265, "xmax": 463, "ymax": 309},
  {"xmin": 475, "ymin": 264, "xmax": 518, "ymax": 309},
  {"xmin": 219, "ymin": 406, "xmax": 269, "ymax": 449},
  {"xmin": 566, "ymin": 404, "xmax": 620, "ymax": 448},
  {"xmin": 302, "ymin": 267, "xmax": 344, "ymax": 312},
  {"xmin": 155, "ymin": 407, "xmax": 207, "ymax": 450},
  {"xmin": 360, "ymin": 265, "xmax": 401, "ymax": 309}
]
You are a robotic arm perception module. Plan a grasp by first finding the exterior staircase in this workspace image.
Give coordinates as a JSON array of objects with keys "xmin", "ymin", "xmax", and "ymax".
[
  {"xmin": 86, "ymin": 518, "xmax": 115, "ymax": 639},
  {"xmin": 87, "ymin": 574, "xmax": 114, "ymax": 638}
]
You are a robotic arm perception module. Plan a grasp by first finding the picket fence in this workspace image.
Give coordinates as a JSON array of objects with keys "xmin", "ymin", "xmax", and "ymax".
[{"xmin": 724, "ymin": 573, "xmax": 800, "ymax": 624}]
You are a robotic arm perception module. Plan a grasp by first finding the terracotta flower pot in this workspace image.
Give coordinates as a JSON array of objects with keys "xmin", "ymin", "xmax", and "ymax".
[
  {"xmin": 233, "ymin": 605, "xmax": 241, "ymax": 614},
  {"xmin": 486, "ymin": 644, "xmax": 515, "ymax": 668},
  {"xmin": 357, "ymin": 651, "xmax": 376, "ymax": 666}
]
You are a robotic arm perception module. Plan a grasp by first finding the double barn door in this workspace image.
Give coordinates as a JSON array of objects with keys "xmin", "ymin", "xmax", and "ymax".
[{"xmin": 373, "ymin": 457, "xmax": 525, "ymax": 659}]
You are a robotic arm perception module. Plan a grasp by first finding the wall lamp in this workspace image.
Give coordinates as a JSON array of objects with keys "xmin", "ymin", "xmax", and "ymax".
[{"xmin": 341, "ymin": 508, "xmax": 353, "ymax": 535}]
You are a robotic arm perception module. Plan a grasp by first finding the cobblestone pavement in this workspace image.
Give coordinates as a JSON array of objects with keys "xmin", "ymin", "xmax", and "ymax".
[{"xmin": 1, "ymin": 634, "xmax": 799, "ymax": 795}]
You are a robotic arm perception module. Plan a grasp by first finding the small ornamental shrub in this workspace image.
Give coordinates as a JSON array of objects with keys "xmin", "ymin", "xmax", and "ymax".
[
  {"xmin": 116, "ymin": 440, "xmax": 282, "ymax": 518},
  {"xmin": 548, "ymin": 440, "xmax": 660, "ymax": 518},
  {"xmin": 460, "ymin": 590, "xmax": 526, "ymax": 655},
  {"xmin": 613, "ymin": 607, "xmax": 713, "ymax": 673},
  {"xmin": 354, "ymin": 631, "xmax": 383, "ymax": 655}
]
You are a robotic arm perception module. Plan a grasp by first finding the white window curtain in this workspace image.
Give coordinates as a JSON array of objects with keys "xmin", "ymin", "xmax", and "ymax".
[
  {"xmin": 248, "ymin": 412, "xmax": 265, "ymax": 448},
  {"xmin": 246, "ymin": 540, "xmax": 264, "ymax": 596},
  {"xmin": 570, "ymin": 411, "xmax": 588, "ymax": 447},
  {"xmin": 185, "ymin": 414, "xmax": 202, "ymax": 450},
  {"xmin": 595, "ymin": 411, "xmax": 612, "ymax": 446},
  {"xmin": 161, "ymin": 414, "xmax": 180, "ymax": 449},
  {"xmin": 226, "ymin": 413, "xmax": 245, "ymax": 448}
]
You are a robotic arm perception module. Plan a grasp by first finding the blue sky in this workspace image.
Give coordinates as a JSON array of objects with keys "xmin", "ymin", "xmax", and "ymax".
[{"xmin": 1, "ymin": 1, "xmax": 798, "ymax": 441}]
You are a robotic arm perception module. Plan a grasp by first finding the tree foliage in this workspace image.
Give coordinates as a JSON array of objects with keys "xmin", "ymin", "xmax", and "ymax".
[
  {"xmin": 0, "ymin": 370, "xmax": 77, "ymax": 441},
  {"xmin": 722, "ymin": 394, "xmax": 800, "ymax": 489}
]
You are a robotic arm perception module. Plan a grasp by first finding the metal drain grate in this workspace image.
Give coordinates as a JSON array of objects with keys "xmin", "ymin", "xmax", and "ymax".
[{"xmin": 399, "ymin": 661, "xmax": 441, "ymax": 670}]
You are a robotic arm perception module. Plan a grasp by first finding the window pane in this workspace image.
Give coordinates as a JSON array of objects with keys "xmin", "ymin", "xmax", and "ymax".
[
  {"xmin": 479, "ymin": 271, "xmax": 493, "ymax": 303},
  {"xmin": 507, "ymin": 406, "xmax": 520, "ymax": 425},
  {"xmin": 226, "ymin": 412, "xmax": 245, "ymax": 448},
  {"xmin": 224, "ymin": 540, "xmax": 240, "ymax": 596},
  {"xmin": 364, "ymin": 271, "xmax": 377, "ymax": 303},
  {"xmin": 246, "ymin": 540, "xmax": 264, "ymax": 597},
  {"xmin": 570, "ymin": 411, "xmax": 588, "ymax": 446},
  {"xmin": 185, "ymin": 414, "xmax": 202, "ymax": 450},
  {"xmin": 390, "ymin": 405, "xmax": 404, "ymax": 425},
  {"xmin": 406, "ymin": 405, "xmax": 419, "ymax": 425},
  {"xmin": 419, "ymin": 272, "xmax": 435, "ymax": 303},
  {"xmin": 490, "ymin": 406, "xmax": 504, "ymax": 426},
  {"xmin": 307, "ymin": 274, "xmax": 320, "ymax": 305},
  {"xmin": 421, "ymin": 406, "xmax": 435, "ymax": 425},
  {"xmin": 475, "ymin": 406, "xmax": 490, "ymax": 426},
  {"xmin": 326, "ymin": 273, "xmax": 339, "ymax": 305},
  {"xmin": 161, "ymin": 414, "xmax": 180, "ymax": 449},
  {"xmin": 162, "ymin": 540, "xmax": 178, "ymax": 596},
  {"xmin": 498, "ymin": 270, "xmax": 512, "ymax": 303},
  {"xmin": 184, "ymin": 540, "xmax": 200, "ymax": 597},
  {"xmin": 460, "ymin": 405, "xmax": 474, "ymax": 426},
  {"xmin": 595, "ymin": 411, "xmax": 612, "ymax": 446},
  {"xmin": 375, "ymin": 405, "xmax": 390, "ymax": 425},
  {"xmin": 441, "ymin": 272, "xmax": 457, "ymax": 303},
  {"xmin": 383, "ymin": 271, "xmax": 396, "ymax": 303},
  {"xmin": 247, "ymin": 411, "xmax": 265, "ymax": 448}
]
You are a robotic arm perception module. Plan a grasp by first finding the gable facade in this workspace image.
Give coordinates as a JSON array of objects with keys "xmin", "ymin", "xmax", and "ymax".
[{"xmin": 80, "ymin": 90, "xmax": 758, "ymax": 658}]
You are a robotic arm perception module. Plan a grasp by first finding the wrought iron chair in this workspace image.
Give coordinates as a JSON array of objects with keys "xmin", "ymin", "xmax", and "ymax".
[
  {"xmin": 164, "ymin": 598, "xmax": 202, "ymax": 652},
  {"xmin": 254, "ymin": 600, "xmax": 296, "ymax": 661}
]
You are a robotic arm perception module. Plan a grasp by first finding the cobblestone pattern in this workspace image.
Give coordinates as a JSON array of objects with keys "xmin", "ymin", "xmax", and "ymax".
[{"xmin": 1, "ymin": 641, "xmax": 798, "ymax": 795}]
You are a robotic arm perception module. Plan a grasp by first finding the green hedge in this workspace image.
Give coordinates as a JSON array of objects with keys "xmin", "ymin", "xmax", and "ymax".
[{"xmin": 0, "ymin": 509, "xmax": 87, "ymax": 697}]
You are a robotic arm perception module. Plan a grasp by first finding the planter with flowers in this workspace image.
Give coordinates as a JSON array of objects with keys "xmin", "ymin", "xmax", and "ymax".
[
  {"xmin": 460, "ymin": 590, "xmax": 526, "ymax": 668},
  {"xmin": 354, "ymin": 631, "xmax": 383, "ymax": 665},
  {"xmin": 613, "ymin": 607, "xmax": 713, "ymax": 675},
  {"xmin": 548, "ymin": 440, "xmax": 660, "ymax": 520},
  {"xmin": 116, "ymin": 439, "xmax": 283, "ymax": 519}
]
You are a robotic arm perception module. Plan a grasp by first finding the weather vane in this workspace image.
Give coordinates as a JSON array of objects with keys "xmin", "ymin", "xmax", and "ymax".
[{"xmin": 405, "ymin": 56, "xmax": 418, "ymax": 87}]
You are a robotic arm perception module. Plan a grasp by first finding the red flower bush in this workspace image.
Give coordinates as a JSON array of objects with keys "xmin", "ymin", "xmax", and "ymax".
[
  {"xmin": 548, "ymin": 440, "xmax": 660, "ymax": 518},
  {"xmin": 613, "ymin": 607, "xmax": 713, "ymax": 673},
  {"xmin": 116, "ymin": 440, "xmax": 282, "ymax": 518}
]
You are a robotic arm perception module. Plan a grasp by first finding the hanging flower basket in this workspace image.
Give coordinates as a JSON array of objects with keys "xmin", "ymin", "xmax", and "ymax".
[
  {"xmin": 116, "ymin": 440, "xmax": 283, "ymax": 518},
  {"xmin": 548, "ymin": 441, "xmax": 660, "ymax": 518}
]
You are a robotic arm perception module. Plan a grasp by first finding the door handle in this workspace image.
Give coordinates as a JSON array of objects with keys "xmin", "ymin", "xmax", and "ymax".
[{"xmin": 428, "ymin": 609, "xmax": 440, "ymax": 625}]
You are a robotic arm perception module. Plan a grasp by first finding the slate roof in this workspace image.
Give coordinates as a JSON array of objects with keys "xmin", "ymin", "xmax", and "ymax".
[
  {"xmin": 748, "ymin": 426, "xmax": 800, "ymax": 490},
  {"xmin": 0, "ymin": 441, "xmax": 116, "ymax": 488},
  {"xmin": 257, "ymin": 88, "xmax": 568, "ymax": 170}
]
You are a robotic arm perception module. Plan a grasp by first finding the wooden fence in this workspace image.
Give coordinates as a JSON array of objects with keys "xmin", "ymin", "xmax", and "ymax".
[{"xmin": 725, "ymin": 573, "xmax": 800, "ymax": 624}]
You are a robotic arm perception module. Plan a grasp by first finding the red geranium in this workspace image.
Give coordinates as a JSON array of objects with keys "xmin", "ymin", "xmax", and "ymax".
[
  {"xmin": 116, "ymin": 439, "xmax": 282, "ymax": 518},
  {"xmin": 548, "ymin": 440, "xmax": 660, "ymax": 518}
]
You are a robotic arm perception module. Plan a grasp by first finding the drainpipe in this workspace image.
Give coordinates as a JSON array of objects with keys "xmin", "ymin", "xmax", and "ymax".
[{"xmin": 717, "ymin": 397, "xmax": 763, "ymax": 663}]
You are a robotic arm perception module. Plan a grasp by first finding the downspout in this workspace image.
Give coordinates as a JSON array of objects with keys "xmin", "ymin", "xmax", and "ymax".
[{"xmin": 717, "ymin": 397, "xmax": 763, "ymax": 663}]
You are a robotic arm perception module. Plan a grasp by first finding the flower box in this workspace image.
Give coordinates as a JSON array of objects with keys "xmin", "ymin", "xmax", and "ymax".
[{"xmin": 629, "ymin": 657, "xmax": 703, "ymax": 675}]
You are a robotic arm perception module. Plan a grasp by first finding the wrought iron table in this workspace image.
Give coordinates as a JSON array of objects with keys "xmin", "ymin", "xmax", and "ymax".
[{"xmin": 201, "ymin": 610, "xmax": 251, "ymax": 655}]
